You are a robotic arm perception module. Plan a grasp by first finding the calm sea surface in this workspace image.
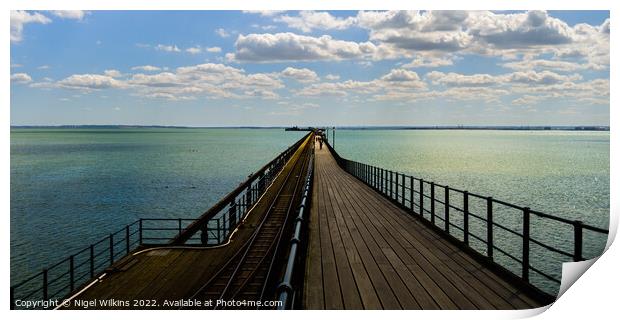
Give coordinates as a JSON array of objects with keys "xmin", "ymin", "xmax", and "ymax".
[{"xmin": 11, "ymin": 128, "xmax": 609, "ymax": 295}]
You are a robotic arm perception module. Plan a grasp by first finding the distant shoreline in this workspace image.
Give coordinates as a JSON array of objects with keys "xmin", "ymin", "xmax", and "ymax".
[{"xmin": 10, "ymin": 125, "xmax": 610, "ymax": 131}]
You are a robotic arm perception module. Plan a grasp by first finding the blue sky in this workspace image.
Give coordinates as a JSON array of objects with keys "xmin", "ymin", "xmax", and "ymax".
[{"xmin": 10, "ymin": 10, "xmax": 610, "ymax": 126}]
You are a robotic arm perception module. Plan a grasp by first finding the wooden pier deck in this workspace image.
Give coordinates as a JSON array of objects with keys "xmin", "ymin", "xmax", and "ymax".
[{"xmin": 303, "ymin": 141, "xmax": 544, "ymax": 310}]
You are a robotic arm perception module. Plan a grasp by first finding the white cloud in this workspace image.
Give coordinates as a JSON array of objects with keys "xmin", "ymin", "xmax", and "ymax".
[
  {"xmin": 502, "ymin": 59, "xmax": 600, "ymax": 72},
  {"xmin": 49, "ymin": 10, "xmax": 87, "ymax": 20},
  {"xmin": 402, "ymin": 55, "xmax": 454, "ymax": 68},
  {"xmin": 10, "ymin": 10, "xmax": 51, "ymax": 42},
  {"xmin": 57, "ymin": 74, "xmax": 124, "ymax": 90},
  {"xmin": 243, "ymin": 10, "xmax": 286, "ymax": 17},
  {"xmin": 232, "ymin": 32, "xmax": 378, "ymax": 62},
  {"xmin": 238, "ymin": 10, "xmax": 608, "ymax": 70},
  {"xmin": 103, "ymin": 69, "xmax": 123, "ymax": 78},
  {"xmin": 512, "ymin": 95, "xmax": 544, "ymax": 106},
  {"xmin": 11, "ymin": 73, "xmax": 33, "ymax": 84},
  {"xmin": 276, "ymin": 11, "xmax": 356, "ymax": 33},
  {"xmin": 280, "ymin": 67, "xmax": 319, "ymax": 83},
  {"xmin": 427, "ymin": 70, "xmax": 581, "ymax": 87},
  {"xmin": 186, "ymin": 46, "xmax": 202, "ymax": 54},
  {"xmin": 131, "ymin": 65, "xmax": 161, "ymax": 72},
  {"xmin": 206, "ymin": 47, "xmax": 222, "ymax": 53},
  {"xmin": 215, "ymin": 28, "xmax": 231, "ymax": 38},
  {"xmin": 296, "ymin": 68, "xmax": 426, "ymax": 97},
  {"xmin": 155, "ymin": 44, "xmax": 181, "ymax": 52},
  {"xmin": 37, "ymin": 65, "xmax": 51, "ymax": 70},
  {"xmin": 426, "ymin": 71, "xmax": 497, "ymax": 87},
  {"xmin": 325, "ymin": 74, "xmax": 340, "ymax": 81}
]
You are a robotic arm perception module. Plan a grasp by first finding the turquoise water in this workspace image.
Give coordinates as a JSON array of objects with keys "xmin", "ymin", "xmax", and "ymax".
[
  {"xmin": 332, "ymin": 129, "xmax": 609, "ymax": 294},
  {"xmin": 10, "ymin": 128, "xmax": 305, "ymax": 284}
]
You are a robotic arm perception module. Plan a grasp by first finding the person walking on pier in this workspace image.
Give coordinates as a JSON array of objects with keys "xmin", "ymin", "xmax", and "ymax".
[{"xmin": 318, "ymin": 135, "xmax": 323, "ymax": 150}]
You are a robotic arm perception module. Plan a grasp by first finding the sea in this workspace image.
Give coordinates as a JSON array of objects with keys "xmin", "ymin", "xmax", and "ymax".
[{"xmin": 10, "ymin": 128, "xmax": 609, "ymax": 296}]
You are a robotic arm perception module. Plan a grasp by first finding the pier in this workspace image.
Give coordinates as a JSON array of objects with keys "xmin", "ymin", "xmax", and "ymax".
[{"xmin": 10, "ymin": 130, "xmax": 609, "ymax": 310}]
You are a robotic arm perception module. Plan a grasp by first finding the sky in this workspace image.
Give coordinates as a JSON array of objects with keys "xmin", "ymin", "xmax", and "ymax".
[{"xmin": 9, "ymin": 10, "xmax": 610, "ymax": 126}]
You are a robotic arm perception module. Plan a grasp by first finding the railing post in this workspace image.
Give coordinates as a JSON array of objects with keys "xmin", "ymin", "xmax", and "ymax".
[
  {"xmin": 487, "ymin": 197, "xmax": 493, "ymax": 260},
  {"xmin": 229, "ymin": 200, "xmax": 237, "ymax": 230},
  {"xmin": 10, "ymin": 287, "xmax": 15, "ymax": 309},
  {"xmin": 401, "ymin": 174, "xmax": 406, "ymax": 206},
  {"xmin": 178, "ymin": 218, "xmax": 183, "ymax": 237},
  {"xmin": 522, "ymin": 207, "xmax": 531, "ymax": 282},
  {"xmin": 109, "ymin": 233, "xmax": 114, "ymax": 264},
  {"xmin": 217, "ymin": 218, "xmax": 221, "ymax": 244},
  {"xmin": 139, "ymin": 218, "xmax": 143, "ymax": 245},
  {"xmin": 463, "ymin": 191, "xmax": 469, "ymax": 245},
  {"xmin": 379, "ymin": 168, "xmax": 385, "ymax": 193},
  {"xmin": 419, "ymin": 179, "xmax": 424, "ymax": 217},
  {"xmin": 389, "ymin": 171, "xmax": 393, "ymax": 199},
  {"xmin": 246, "ymin": 185, "xmax": 252, "ymax": 210},
  {"xmin": 42, "ymin": 269, "xmax": 48, "ymax": 301},
  {"xmin": 126, "ymin": 225, "xmax": 130, "ymax": 254},
  {"xmin": 430, "ymin": 182, "xmax": 435, "ymax": 225},
  {"xmin": 573, "ymin": 221, "xmax": 584, "ymax": 262},
  {"xmin": 374, "ymin": 166, "xmax": 378, "ymax": 189},
  {"xmin": 69, "ymin": 255, "xmax": 75, "ymax": 292},
  {"xmin": 445, "ymin": 186, "xmax": 450, "ymax": 232},
  {"xmin": 410, "ymin": 176, "xmax": 414, "ymax": 213},
  {"xmin": 90, "ymin": 245, "xmax": 95, "ymax": 278}
]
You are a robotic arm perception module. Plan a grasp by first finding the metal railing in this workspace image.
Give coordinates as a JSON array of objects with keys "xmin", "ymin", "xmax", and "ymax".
[
  {"xmin": 171, "ymin": 132, "xmax": 312, "ymax": 245},
  {"xmin": 326, "ymin": 142, "xmax": 608, "ymax": 299},
  {"xmin": 10, "ymin": 218, "xmax": 204, "ymax": 309},
  {"xmin": 276, "ymin": 150, "xmax": 315, "ymax": 309}
]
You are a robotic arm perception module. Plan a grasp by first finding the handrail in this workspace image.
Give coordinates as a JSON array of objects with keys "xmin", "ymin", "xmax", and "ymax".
[
  {"xmin": 10, "ymin": 218, "xmax": 198, "ymax": 309},
  {"xmin": 276, "ymin": 148, "xmax": 315, "ymax": 309},
  {"xmin": 171, "ymin": 132, "xmax": 312, "ymax": 245},
  {"xmin": 324, "ymin": 141, "xmax": 608, "ymax": 299}
]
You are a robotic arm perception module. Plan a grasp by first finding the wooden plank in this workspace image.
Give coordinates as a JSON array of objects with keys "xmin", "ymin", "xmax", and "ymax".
[
  {"xmin": 303, "ymin": 161, "xmax": 325, "ymax": 309},
  {"xmin": 319, "ymin": 160, "xmax": 403, "ymax": 310},
  {"xmin": 316, "ymin": 154, "xmax": 344, "ymax": 309},
  {"xmin": 329, "ymin": 163, "xmax": 457, "ymax": 310},
  {"xmin": 351, "ymin": 177, "xmax": 539, "ymax": 308},
  {"xmin": 320, "ymin": 158, "xmax": 383, "ymax": 310},
  {"xmin": 320, "ymin": 160, "xmax": 364, "ymax": 309},
  {"xmin": 336, "ymin": 155, "xmax": 543, "ymax": 309}
]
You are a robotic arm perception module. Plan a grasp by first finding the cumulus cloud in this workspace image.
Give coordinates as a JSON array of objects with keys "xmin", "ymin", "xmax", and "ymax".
[
  {"xmin": 243, "ymin": 10, "xmax": 287, "ymax": 17},
  {"xmin": 186, "ymin": 46, "xmax": 202, "ymax": 54},
  {"xmin": 215, "ymin": 28, "xmax": 231, "ymax": 38},
  {"xmin": 131, "ymin": 65, "xmax": 161, "ymax": 72},
  {"xmin": 11, "ymin": 73, "xmax": 33, "ymax": 84},
  {"xmin": 10, "ymin": 10, "xmax": 51, "ymax": 42},
  {"xmin": 232, "ymin": 32, "xmax": 377, "ymax": 62},
  {"xmin": 57, "ymin": 74, "xmax": 124, "ymax": 90},
  {"xmin": 402, "ymin": 55, "xmax": 454, "ymax": 68},
  {"xmin": 280, "ymin": 67, "xmax": 319, "ymax": 83},
  {"xmin": 41, "ymin": 63, "xmax": 286, "ymax": 101},
  {"xmin": 427, "ymin": 70, "xmax": 581, "ymax": 87},
  {"xmin": 325, "ymin": 74, "xmax": 340, "ymax": 81},
  {"xmin": 206, "ymin": 47, "xmax": 222, "ymax": 53},
  {"xmin": 103, "ymin": 69, "xmax": 123, "ymax": 78},
  {"xmin": 296, "ymin": 68, "xmax": 425, "ymax": 97},
  {"xmin": 155, "ymin": 44, "xmax": 181, "ymax": 52},
  {"xmin": 472, "ymin": 11, "xmax": 578, "ymax": 50},
  {"xmin": 276, "ymin": 11, "xmax": 356, "ymax": 33},
  {"xmin": 49, "ymin": 10, "xmax": 87, "ymax": 20},
  {"xmin": 242, "ymin": 10, "xmax": 608, "ymax": 70}
]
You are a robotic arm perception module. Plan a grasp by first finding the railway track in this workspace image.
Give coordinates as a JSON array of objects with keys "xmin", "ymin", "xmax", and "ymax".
[{"xmin": 187, "ymin": 135, "xmax": 313, "ymax": 309}]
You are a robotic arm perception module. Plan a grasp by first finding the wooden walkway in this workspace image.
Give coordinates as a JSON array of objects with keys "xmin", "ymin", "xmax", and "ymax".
[{"xmin": 303, "ymin": 141, "xmax": 544, "ymax": 310}]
